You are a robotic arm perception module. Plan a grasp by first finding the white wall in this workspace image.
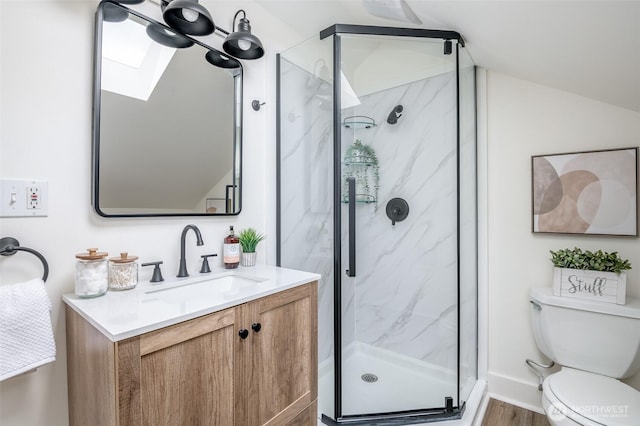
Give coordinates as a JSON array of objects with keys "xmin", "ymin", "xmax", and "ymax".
[
  {"xmin": 0, "ymin": 1, "xmax": 299, "ymax": 425},
  {"xmin": 3, "ymin": 2, "xmax": 639, "ymax": 425},
  {"xmin": 486, "ymin": 71, "xmax": 640, "ymax": 411}
]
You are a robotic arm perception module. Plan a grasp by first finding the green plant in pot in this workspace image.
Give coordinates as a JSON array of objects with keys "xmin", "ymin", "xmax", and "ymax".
[
  {"xmin": 238, "ymin": 228, "xmax": 265, "ymax": 267},
  {"xmin": 549, "ymin": 247, "xmax": 631, "ymax": 304},
  {"xmin": 550, "ymin": 247, "xmax": 631, "ymax": 273}
]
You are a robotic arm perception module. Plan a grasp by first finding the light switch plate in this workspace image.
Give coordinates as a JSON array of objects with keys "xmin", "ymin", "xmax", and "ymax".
[{"xmin": 0, "ymin": 179, "xmax": 48, "ymax": 217}]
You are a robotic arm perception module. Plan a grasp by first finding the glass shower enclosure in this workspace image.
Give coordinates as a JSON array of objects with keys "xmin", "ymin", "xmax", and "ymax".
[{"xmin": 277, "ymin": 24, "xmax": 477, "ymax": 425}]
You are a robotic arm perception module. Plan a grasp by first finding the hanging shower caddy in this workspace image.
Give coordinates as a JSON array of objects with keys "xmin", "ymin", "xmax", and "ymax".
[{"xmin": 342, "ymin": 139, "xmax": 379, "ymax": 204}]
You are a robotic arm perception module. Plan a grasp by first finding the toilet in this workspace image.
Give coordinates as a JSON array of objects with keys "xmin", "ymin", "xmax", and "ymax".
[{"xmin": 530, "ymin": 287, "xmax": 640, "ymax": 426}]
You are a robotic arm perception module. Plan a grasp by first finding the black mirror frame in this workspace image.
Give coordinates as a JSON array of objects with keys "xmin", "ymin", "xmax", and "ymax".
[{"xmin": 92, "ymin": 0, "xmax": 243, "ymax": 217}]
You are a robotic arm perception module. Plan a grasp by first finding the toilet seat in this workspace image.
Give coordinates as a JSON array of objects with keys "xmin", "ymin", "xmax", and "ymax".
[{"xmin": 542, "ymin": 368, "xmax": 640, "ymax": 426}]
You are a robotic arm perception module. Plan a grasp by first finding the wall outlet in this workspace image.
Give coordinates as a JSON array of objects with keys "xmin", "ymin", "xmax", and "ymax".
[
  {"xmin": 27, "ymin": 186, "xmax": 41, "ymax": 209},
  {"xmin": 0, "ymin": 179, "xmax": 48, "ymax": 217}
]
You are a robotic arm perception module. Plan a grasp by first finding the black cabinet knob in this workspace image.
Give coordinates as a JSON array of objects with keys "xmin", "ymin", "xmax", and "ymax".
[
  {"xmin": 238, "ymin": 329, "xmax": 249, "ymax": 339},
  {"xmin": 251, "ymin": 323, "xmax": 261, "ymax": 333}
]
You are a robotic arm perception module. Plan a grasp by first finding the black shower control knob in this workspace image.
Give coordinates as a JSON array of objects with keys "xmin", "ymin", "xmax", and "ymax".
[
  {"xmin": 386, "ymin": 197, "xmax": 410, "ymax": 225},
  {"xmin": 251, "ymin": 323, "xmax": 262, "ymax": 332},
  {"xmin": 238, "ymin": 329, "xmax": 249, "ymax": 339}
]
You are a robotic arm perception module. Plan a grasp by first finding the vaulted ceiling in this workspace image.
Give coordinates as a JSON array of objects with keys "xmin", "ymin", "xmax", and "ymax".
[{"xmin": 257, "ymin": 0, "xmax": 640, "ymax": 112}]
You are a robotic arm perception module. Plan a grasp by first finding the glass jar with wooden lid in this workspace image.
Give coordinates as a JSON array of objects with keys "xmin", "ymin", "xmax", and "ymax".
[
  {"xmin": 75, "ymin": 248, "xmax": 108, "ymax": 298},
  {"xmin": 108, "ymin": 252, "xmax": 138, "ymax": 291}
]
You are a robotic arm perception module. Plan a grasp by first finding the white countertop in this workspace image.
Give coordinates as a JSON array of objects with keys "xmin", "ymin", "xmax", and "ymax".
[{"xmin": 63, "ymin": 265, "xmax": 320, "ymax": 342}]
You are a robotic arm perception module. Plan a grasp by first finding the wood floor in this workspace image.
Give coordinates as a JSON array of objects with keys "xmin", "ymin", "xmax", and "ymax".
[{"xmin": 481, "ymin": 399, "xmax": 550, "ymax": 426}]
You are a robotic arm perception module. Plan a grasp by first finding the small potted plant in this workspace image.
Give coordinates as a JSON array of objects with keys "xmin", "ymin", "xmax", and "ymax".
[
  {"xmin": 238, "ymin": 228, "xmax": 265, "ymax": 267},
  {"xmin": 549, "ymin": 247, "xmax": 631, "ymax": 304}
]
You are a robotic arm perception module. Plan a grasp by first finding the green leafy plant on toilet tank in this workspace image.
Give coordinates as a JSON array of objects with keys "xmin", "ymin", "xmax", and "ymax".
[{"xmin": 550, "ymin": 247, "xmax": 631, "ymax": 274}]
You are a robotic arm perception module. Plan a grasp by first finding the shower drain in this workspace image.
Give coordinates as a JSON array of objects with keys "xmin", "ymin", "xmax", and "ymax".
[{"xmin": 361, "ymin": 373, "xmax": 378, "ymax": 383}]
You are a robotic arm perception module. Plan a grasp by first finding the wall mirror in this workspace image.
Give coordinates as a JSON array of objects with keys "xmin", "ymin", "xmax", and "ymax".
[{"xmin": 93, "ymin": 1, "xmax": 243, "ymax": 216}]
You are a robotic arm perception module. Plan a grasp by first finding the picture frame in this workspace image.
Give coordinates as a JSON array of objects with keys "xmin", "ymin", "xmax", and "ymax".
[{"xmin": 531, "ymin": 147, "xmax": 638, "ymax": 236}]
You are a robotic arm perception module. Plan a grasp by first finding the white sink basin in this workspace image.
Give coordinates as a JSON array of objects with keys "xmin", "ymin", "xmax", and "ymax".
[{"xmin": 144, "ymin": 273, "xmax": 268, "ymax": 305}]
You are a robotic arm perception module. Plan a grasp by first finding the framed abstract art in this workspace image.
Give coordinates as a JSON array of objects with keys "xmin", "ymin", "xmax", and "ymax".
[{"xmin": 532, "ymin": 147, "xmax": 638, "ymax": 236}]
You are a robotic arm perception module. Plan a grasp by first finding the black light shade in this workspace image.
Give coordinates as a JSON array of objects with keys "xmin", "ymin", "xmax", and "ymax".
[
  {"xmin": 103, "ymin": 3, "xmax": 129, "ymax": 23},
  {"xmin": 223, "ymin": 11, "xmax": 264, "ymax": 60},
  {"xmin": 162, "ymin": 0, "xmax": 215, "ymax": 36},
  {"xmin": 146, "ymin": 24, "xmax": 194, "ymax": 49},
  {"xmin": 205, "ymin": 50, "xmax": 241, "ymax": 69}
]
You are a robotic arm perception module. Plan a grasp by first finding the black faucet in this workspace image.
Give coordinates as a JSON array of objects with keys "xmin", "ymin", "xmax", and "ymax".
[{"xmin": 177, "ymin": 224, "xmax": 204, "ymax": 277}]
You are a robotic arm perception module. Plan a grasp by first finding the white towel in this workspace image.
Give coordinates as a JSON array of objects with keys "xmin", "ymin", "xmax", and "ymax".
[{"xmin": 0, "ymin": 278, "xmax": 56, "ymax": 381}]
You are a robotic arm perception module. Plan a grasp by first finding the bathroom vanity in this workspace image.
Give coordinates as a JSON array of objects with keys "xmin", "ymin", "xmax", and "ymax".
[{"xmin": 63, "ymin": 266, "xmax": 319, "ymax": 426}]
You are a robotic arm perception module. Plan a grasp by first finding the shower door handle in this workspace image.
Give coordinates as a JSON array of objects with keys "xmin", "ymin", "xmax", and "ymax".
[{"xmin": 345, "ymin": 177, "xmax": 356, "ymax": 277}]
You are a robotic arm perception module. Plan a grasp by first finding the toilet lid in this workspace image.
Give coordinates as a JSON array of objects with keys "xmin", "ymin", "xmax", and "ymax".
[{"xmin": 547, "ymin": 369, "xmax": 640, "ymax": 426}]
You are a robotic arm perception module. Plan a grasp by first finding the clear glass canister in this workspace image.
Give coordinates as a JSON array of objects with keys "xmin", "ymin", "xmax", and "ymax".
[
  {"xmin": 108, "ymin": 253, "xmax": 138, "ymax": 291},
  {"xmin": 75, "ymin": 248, "xmax": 108, "ymax": 298}
]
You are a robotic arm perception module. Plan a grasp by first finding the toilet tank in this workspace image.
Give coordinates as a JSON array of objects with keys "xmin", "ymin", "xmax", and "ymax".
[{"xmin": 530, "ymin": 287, "xmax": 640, "ymax": 379}]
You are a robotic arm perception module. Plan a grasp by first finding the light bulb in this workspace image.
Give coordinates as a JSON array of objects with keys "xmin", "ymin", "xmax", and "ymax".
[
  {"xmin": 181, "ymin": 8, "xmax": 199, "ymax": 22},
  {"xmin": 237, "ymin": 39, "xmax": 251, "ymax": 51}
]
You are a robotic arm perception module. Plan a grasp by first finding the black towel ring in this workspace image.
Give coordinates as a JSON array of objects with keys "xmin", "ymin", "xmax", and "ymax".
[{"xmin": 0, "ymin": 237, "xmax": 49, "ymax": 282}]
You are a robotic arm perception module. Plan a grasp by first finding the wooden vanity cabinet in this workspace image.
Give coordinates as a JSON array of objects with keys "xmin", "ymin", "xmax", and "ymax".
[
  {"xmin": 66, "ymin": 281, "xmax": 317, "ymax": 426},
  {"xmin": 244, "ymin": 283, "xmax": 318, "ymax": 425}
]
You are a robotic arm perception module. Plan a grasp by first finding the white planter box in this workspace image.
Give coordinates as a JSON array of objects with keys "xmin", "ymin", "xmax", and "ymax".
[{"xmin": 553, "ymin": 267, "xmax": 626, "ymax": 305}]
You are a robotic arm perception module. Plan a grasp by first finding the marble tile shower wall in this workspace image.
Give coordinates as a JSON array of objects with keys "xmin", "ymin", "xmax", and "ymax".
[
  {"xmin": 344, "ymin": 72, "xmax": 458, "ymax": 371},
  {"xmin": 279, "ymin": 58, "xmax": 341, "ymax": 363},
  {"xmin": 280, "ymin": 58, "xmax": 460, "ymax": 372}
]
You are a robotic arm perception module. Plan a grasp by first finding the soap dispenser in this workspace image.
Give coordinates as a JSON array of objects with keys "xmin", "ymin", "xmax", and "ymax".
[{"xmin": 223, "ymin": 226, "xmax": 240, "ymax": 269}]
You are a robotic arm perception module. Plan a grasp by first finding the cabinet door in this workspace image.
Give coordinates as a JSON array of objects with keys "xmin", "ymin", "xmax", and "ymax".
[
  {"xmin": 246, "ymin": 282, "xmax": 318, "ymax": 426},
  {"xmin": 286, "ymin": 401, "xmax": 318, "ymax": 426},
  {"xmin": 117, "ymin": 307, "xmax": 241, "ymax": 426}
]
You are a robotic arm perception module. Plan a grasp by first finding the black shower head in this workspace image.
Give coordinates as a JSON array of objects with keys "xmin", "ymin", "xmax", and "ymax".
[{"xmin": 387, "ymin": 105, "xmax": 403, "ymax": 125}]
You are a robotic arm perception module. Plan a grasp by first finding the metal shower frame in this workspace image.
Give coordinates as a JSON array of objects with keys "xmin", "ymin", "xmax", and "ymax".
[{"xmin": 276, "ymin": 23, "xmax": 476, "ymax": 426}]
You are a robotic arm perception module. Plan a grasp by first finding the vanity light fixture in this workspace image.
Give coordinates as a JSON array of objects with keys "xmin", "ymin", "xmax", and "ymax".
[
  {"xmin": 146, "ymin": 23, "xmax": 195, "ymax": 49},
  {"xmin": 103, "ymin": 2, "xmax": 130, "ymax": 22},
  {"xmin": 161, "ymin": 0, "xmax": 215, "ymax": 36},
  {"xmin": 222, "ymin": 10, "xmax": 264, "ymax": 60},
  {"xmin": 103, "ymin": 0, "xmax": 144, "ymax": 23},
  {"xmin": 205, "ymin": 50, "xmax": 241, "ymax": 69},
  {"xmin": 143, "ymin": 2, "xmax": 264, "ymax": 61}
]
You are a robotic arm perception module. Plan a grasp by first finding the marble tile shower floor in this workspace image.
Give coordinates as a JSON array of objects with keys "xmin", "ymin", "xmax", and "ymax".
[{"xmin": 319, "ymin": 342, "xmax": 458, "ymax": 417}]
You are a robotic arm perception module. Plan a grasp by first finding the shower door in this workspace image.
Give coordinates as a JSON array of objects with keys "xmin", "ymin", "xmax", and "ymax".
[
  {"xmin": 277, "ymin": 24, "xmax": 477, "ymax": 426},
  {"xmin": 333, "ymin": 29, "xmax": 460, "ymax": 422}
]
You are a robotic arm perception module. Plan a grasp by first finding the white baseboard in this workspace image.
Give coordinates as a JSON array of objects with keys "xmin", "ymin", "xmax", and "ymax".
[{"xmin": 487, "ymin": 372, "xmax": 545, "ymax": 414}]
